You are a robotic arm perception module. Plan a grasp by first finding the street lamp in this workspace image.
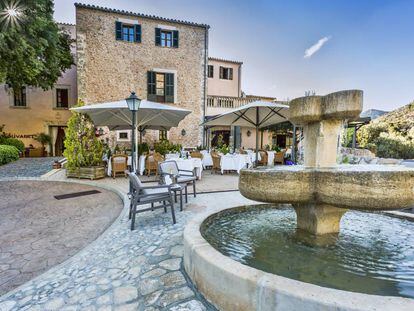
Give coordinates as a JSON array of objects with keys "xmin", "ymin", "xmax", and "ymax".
[{"xmin": 126, "ymin": 92, "xmax": 141, "ymax": 173}]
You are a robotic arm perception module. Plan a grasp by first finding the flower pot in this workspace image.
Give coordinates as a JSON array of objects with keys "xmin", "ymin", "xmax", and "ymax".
[{"xmin": 66, "ymin": 166, "xmax": 106, "ymax": 180}]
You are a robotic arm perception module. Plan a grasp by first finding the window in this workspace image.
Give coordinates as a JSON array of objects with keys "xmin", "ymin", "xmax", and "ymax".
[
  {"xmin": 219, "ymin": 66, "xmax": 233, "ymax": 80},
  {"xmin": 147, "ymin": 71, "xmax": 174, "ymax": 103},
  {"xmin": 208, "ymin": 65, "xmax": 214, "ymax": 78},
  {"xmin": 159, "ymin": 130, "xmax": 168, "ymax": 140},
  {"xmin": 56, "ymin": 88, "xmax": 69, "ymax": 108},
  {"xmin": 161, "ymin": 30, "xmax": 172, "ymax": 47},
  {"xmin": 155, "ymin": 28, "xmax": 179, "ymax": 48},
  {"xmin": 116, "ymin": 131, "xmax": 130, "ymax": 141},
  {"xmin": 115, "ymin": 21, "xmax": 141, "ymax": 43},
  {"xmin": 122, "ymin": 25, "xmax": 135, "ymax": 42},
  {"xmin": 119, "ymin": 132, "xmax": 129, "ymax": 139},
  {"xmin": 13, "ymin": 87, "xmax": 26, "ymax": 107}
]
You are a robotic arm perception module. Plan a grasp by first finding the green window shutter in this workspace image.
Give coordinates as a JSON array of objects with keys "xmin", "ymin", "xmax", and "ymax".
[
  {"xmin": 155, "ymin": 28, "xmax": 161, "ymax": 46},
  {"xmin": 172, "ymin": 30, "xmax": 179, "ymax": 48},
  {"xmin": 115, "ymin": 21, "xmax": 122, "ymax": 40},
  {"xmin": 147, "ymin": 71, "xmax": 157, "ymax": 101},
  {"xmin": 135, "ymin": 24, "xmax": 142, "ymax": 43},
  {"xmin": 165, "ymin": 73, "xmax": 174, "ymax": 103},
  {"xmin": 229, "ymin": 68, "xmax": 233, "ymax": 80}
]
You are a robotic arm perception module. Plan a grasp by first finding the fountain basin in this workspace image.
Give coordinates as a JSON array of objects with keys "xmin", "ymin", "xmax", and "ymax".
[
  {"xmin": 183, "ymin": 205, "xmax": 414, "ymax": 311},
  {"xmin": 239, "ymin": 165, "xmax": 414, "ymax": 210}
]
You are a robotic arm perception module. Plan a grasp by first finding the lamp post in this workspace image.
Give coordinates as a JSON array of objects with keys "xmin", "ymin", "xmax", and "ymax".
[{"xmin": 126, "ymin": 92, "xmax": 141, "ymax": 173}]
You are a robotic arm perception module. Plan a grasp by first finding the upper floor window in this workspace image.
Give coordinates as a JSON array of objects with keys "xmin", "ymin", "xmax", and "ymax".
[
  {"xmin": 208, "ymin": 65, "xmax": 214, "ymax": 78},
  {"xmin": 219, "ymin": 66, "xmax": 233, "ymax": 80},
  {"xmin": 56, "ymin": 88, "xmax": 69, "ymax": 108},
  {"xmin": 13, "ymin": 87, "xmax": 26, "ymax": 107},
  {"xmin": 122, "ymin": 25, "xmax": 135, "ymax": 42},
  {"xmin": 147, "ymin": 71, "xmax": 174, "ymax": 103},
  {"xmin": 115, "ymin": 21, "xmax": 141, "ymax": 43},
  {"xmin": 155, "ymin": 28, "xmax": 179, "ymax": 48}
]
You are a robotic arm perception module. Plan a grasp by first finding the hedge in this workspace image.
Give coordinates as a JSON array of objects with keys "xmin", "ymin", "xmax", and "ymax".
[
  {"xmin": 0, "ymin": 136, "xmax": 25, "ymax": 152},
  {"xmin": 0, "ymin": 145, "xmax": 20, "ymax": 165}
]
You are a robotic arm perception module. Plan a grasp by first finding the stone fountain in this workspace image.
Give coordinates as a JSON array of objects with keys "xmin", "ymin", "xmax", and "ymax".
[
  {"xmin": 184, "ymin": 90, "xmax": 414, "ymax": 311},
  {"xmin": 239, "ymin": 90, "xmax": 414, "ymax": 235}
]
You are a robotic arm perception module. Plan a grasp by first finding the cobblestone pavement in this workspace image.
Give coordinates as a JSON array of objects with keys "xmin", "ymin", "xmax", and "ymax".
[
  {"xmin": 0, "ymin": 158, "xmax": 62, "ymax": 178},
  {"xmin": 0, "ymin": 181, "xmax": 123, "ymax": 295},
  {"xmin": 0, "ymin": 176, "xmax": 253, "ymax": 311}
]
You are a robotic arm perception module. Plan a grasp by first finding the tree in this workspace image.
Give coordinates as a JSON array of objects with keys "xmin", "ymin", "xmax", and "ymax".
[
  {"xmin": 64, "ymin": 100, "xmax": 103, "ymax": 169},
  {"xmin": 0, "ymin": 0, "xmax": 73, "ymax": 91}
]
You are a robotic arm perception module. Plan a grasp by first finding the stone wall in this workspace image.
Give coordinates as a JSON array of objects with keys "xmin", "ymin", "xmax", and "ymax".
[{"xmin": 76, "ymin": 6, "xmax": 208, "ymax": 148}]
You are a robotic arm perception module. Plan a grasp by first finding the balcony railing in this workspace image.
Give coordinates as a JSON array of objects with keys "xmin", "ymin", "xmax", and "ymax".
[{"xmin": 207, "ymin": 95, "xmax": 269, "ymax": 110}]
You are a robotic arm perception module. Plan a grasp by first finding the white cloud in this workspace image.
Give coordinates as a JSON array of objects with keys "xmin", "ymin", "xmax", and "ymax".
[{"xmin": 304, "ymin": 36, "xmax": 331, "ymax": 59}]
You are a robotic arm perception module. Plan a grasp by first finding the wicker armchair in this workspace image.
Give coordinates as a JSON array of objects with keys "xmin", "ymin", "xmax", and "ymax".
[
  {"xmin": 111, "ymin": 154, "xmax": 128, "ymax": 178},
  {"xmin": 274, "ymin": 151, "xmax": 285, "ymax": 164},
  {"xmin": 190, "ymin": 151, "xmax": 202, "ymax": 159},
  {"xmin": 145, "ymin": 152, "xmax": 164, "ymax": 176},
  {"xmin": 258, "ymin": 150, "xmax": 268, "ymax": 166},
  {"xmin": 211, "ymin": 152, "xmax": 221, "ymax": 174}
]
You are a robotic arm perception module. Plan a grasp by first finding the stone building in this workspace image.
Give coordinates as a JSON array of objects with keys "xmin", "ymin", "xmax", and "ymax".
[
  {"xmin": 75, "ymin": 3, "xmax": 209, "ymax": 148},
  {"xmin": 0, "ymin": 23, "xmax": 77, "ymax": 156},
  {"xmin": 206, "ymin": 57, "xmax": 275, "ymax": 150}
]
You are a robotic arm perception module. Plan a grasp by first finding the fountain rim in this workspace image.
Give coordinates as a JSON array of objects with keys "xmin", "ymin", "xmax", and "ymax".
[{"xmin": 183, "ymin": 204, "xmax": 414, "ymax": 311}]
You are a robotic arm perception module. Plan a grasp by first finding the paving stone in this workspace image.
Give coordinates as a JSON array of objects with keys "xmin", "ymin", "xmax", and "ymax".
[
  {"xmin": 169, "ymin": 300, "xmax": 206, "ymax": 311},
  {"xmin": 113, "ymin": 286, "xmax": 138, "ymax": 304},
  {"xmin": 158, "ymin": 287, "xmax": 194, "ymax": 307},
  {"xmin": 169, "ymin": 245, "xmax": 184, "ymax": 257},
  {"xmin": 115, "ymin": 302, "xmax": 140, "ymax": 311},
  {"xmin": 141, "ymin": 268, "xmax": 167, "ymax": 279},
  {"xmin": 44, "ymin": 297, "xmax": 65, "ymax": 310},
  {"xmin": 144, "ymin": 290, "xmax": 163, "ymax": 306},
  {"xmin": 0, "ymin": 300, "xmax": 16, "ymax": 311},
  {"xmin": 138, "ymin": 278, "xmax": 161, "ymax": 296},
  {"xmin": 159, "ymin": 258, "xmax": 182, "ymax": 271},
  {"xmin": 160, "ymin": 271, "xmax": 187, "ymax": 289},
  {"xmin": 96, "ymin": 293, "xmax": 112, "ymax": 305}
]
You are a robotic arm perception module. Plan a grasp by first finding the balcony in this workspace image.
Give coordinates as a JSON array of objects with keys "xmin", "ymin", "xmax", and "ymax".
[{"xmin": 206, "ymin": 95, "xmax": 271, "ymax": 116}]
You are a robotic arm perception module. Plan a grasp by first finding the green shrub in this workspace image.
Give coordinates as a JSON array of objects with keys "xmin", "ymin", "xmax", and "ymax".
[
  {"xmin": 374, "ymin": 134, "xmax": 414, "ymax": 159},
  {"xmin": 154, "ymin": 140, "xmax": 182, "ymax": 155},
  {"xmin": 63, "ymin": 100, "xmax": 103, "ymax": 169},
  {"xmin": 3, "ymin": 138, "xmax": 25, "ymax": 152},
  {"xmin": 0, "ymin": 145, "xmax": 19, "ymax": 165},
  {"xmin": 138, "ymin": 142, "xmax": 149, "ymax": 156}
]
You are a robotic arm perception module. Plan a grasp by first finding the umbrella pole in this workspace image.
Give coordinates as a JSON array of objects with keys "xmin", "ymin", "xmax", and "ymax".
[{"xmin": 255, "ymin": 107, "xmax": 259, "ymax": 167}]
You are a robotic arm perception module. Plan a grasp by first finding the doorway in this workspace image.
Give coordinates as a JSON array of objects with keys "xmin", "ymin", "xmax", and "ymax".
[{"xmin": 54, "ymin": 127, "xmax": 66, "ymax": 156}]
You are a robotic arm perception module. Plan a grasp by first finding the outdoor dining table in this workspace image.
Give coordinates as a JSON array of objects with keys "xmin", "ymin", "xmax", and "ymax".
[
  {"xmin": 267, "ymin": 151, "xmax": 275, "ymax": 166},
  {"xmin": 220, "ymin": 154, "xmax": 252, "ymax": 174}
]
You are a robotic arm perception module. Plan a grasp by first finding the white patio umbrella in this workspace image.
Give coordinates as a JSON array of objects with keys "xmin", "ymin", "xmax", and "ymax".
[
  {"xmin": 71, "ymin": 99, "xmax": 191, "ymax": 170},
  {"xmin": 202, "ymin": 101, "xmax": 289, "ymax": 166}
]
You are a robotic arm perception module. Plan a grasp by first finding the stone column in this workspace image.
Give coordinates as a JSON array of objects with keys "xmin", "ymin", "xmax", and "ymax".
[{"xmin": 294, "ymin": 203, "xmax": 347, "ymax": 235}]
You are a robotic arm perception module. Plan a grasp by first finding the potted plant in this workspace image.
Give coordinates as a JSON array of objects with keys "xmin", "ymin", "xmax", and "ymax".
[
  {"xmin": 64, "ymin": 100, "xmax": 105, "ymax": 180},
  {"xmin": 34, "ymin": 133, "xmax": 52, "ymax": 156}
]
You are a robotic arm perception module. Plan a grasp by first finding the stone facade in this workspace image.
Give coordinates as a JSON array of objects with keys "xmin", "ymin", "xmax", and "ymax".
[{"xmin": 76, "ymin": 4, "xmax": 209, "ymax": 148}]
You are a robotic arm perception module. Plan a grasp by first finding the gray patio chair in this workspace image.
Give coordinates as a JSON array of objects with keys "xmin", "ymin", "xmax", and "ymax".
[
  {"xmin": 126, "ymin": 171, "xmax": 176, "ymax": 230},
  {"xmin": 158, "ymin": 161, "xmax": 197, "ymax": 203}
]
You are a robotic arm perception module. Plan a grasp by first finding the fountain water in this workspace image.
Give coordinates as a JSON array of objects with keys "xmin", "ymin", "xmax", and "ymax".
[{"xmin": 184, "ymin": 90, "xmax": 414, "ymax": 311}]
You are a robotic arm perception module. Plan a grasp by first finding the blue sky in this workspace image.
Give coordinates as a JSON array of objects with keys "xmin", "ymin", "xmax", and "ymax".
[{"xmin": 54, "ymin": 0, "xmax": 414, "ymax": 111}]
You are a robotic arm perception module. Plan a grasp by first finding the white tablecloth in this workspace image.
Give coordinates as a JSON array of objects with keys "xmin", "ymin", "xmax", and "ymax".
[
  {"xmin": 249, "ymin": 152, "xmax": 261, "ymax": 163},
  {"xmin": 107, "ymin": 156, "xmax": 132, "ymax": 177},
  {"xmin": 165, "ymin": 153, "xmax": 180, "ymax": 160},
  {"xmin": 202, "ymin": 153, "xmax": 213, "ymax": 168},
  {"xmin": 138, "ymin": 155, "xmax": 147, "ymax": 175},
  {"xmin": 220, "ymin": 154, "xmax": 250, "ymax": 174},
  {"xmin": 267, "ymin": 151, "xmax": 275, "ymax": 166},
  {"xmin": 171, "ymin": 158, "xmax": 203, "ymax": 180}
]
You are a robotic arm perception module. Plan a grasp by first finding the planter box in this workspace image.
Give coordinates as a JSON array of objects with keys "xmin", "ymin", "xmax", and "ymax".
[{"xmin": 66, "ymin": 166, "xmax": 106, "ymax": 180}]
